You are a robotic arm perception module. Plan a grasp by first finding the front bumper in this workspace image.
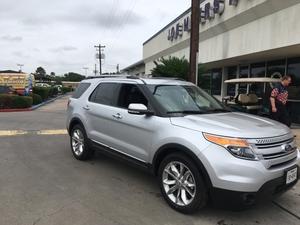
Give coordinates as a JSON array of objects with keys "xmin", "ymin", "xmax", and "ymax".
[
  {"xmin": 198, "ymin": 144, "xmax": 300, "ymax": 192},
  {"xmin": 210, "ymin": 165, "xmax": 299, "ymax": 209}
]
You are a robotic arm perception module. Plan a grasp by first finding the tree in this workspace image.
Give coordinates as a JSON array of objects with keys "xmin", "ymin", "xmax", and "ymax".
[
  {"xmin": 63, "ymin": 72, "xmax": 85, "ymax": 82},
  {"xmin": 151, "ymin": 56, "xmax": 189, "ymax": 80},
  {"xmin": 50, "ymin": 72, "xmax": 56, "ymax": 77},
  {"xmin": 151, "ymin": 56, "xmax": 206, "ymax": 84},
  {"xmin": 35, "ymin": 67, "xmax": 47, "ymax": 81}
]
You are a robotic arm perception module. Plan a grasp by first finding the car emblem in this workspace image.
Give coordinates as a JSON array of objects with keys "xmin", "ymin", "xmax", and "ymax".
[{"xmin": 281, "ymin": 144, "xmax": 293, "ymax": 153}]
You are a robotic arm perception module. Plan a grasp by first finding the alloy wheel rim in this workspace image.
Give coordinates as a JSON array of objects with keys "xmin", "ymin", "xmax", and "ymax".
[
  {"xmin": 162, "ymin": 161, "xmax": 196, "ymax": 206},
  {"xmin": 71, "ymin": 129, "xmax": 84, "ymax": 156}
]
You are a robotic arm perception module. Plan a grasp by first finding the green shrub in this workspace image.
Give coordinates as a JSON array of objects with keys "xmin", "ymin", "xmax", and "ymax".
[
  {"xmin": 33, "ymin": 87, "xmax": 50, "ymax": 101},
  {"xmin": 0, "ymin": 94, "xmax": 33, "ymax": 109},
  {"xmin": 30, "ymin": 93, "xmax": 42, "ymax": 105},
  {"xmin": 49, "ymin": 87, "xmax": 59, "ymax": 97},
  {"xmin": 62, "ymin": 87, "xmax": 73, "ymax": 94}
]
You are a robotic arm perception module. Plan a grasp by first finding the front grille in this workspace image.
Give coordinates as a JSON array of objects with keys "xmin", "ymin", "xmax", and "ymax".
[
  {"xmin": 262, "ymin": 148, "xmax": 297, "ymax": 160},
  {"xmin": 252, "ymin": 135, "xmax": 297, "ymax": 169},
  {"xmin": 255, "ymin": 138, "xmax": 294, "ymax": 150}
]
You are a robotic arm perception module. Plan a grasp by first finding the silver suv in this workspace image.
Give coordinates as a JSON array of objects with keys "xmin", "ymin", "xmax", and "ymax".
[{"xmin": 67, "ymin": 76, "xmax": 299, "ymax": 214}]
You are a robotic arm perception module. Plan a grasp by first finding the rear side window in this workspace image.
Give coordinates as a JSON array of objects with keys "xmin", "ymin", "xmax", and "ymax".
[
  {"xmin": 72, "ymin": 83, "xmax": 91, "ymax": 99},
  {"xmin": 89, "ymin": 83, "xmax": 119, "ymax": 106}
]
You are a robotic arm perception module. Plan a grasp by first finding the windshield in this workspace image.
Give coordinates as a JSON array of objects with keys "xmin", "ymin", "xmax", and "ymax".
[{"xmin": 147, "ymin": 85, "xmax": 228, "ymax": 115}]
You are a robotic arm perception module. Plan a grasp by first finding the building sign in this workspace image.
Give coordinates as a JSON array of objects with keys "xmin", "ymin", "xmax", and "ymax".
[{"xmin": 168, "ymin": 0, "xmax": 237, "ymax": 41}]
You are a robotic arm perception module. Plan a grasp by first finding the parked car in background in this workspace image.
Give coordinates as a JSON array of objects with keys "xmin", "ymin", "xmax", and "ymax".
[
  {"xmin": 67, "ymin": 76, "xmax": 299, "ymax": 214},
  {"xmin": 0, "ymin": 86, "xmax": 19, "ymax": 95},
  {"xmin": 35, "ymin": 83, "xmax": 51, "ymax": 88}
]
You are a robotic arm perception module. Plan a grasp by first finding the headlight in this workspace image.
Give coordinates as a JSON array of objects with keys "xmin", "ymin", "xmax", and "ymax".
[{"xmin": 203, "ymin": 133, "xmax": 259, "ymax": 161}]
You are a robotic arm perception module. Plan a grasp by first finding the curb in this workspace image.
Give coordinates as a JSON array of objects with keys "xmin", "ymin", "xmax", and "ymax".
[
  {"xmin": 0, "ymin": 94, "xmax": 67, "ymax": 112},
  {"xmin": 30, "ymin": 94, "xmax": 67, "ymax": 111}
]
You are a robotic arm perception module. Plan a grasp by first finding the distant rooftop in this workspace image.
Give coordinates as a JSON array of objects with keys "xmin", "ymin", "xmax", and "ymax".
[
  {"xmin": 0, "ymin": 70, "xmax": 24, "ymax": 74},
  {"xmin": 121, "ymin": 60, "xmax": 145, "ymax": 72}
]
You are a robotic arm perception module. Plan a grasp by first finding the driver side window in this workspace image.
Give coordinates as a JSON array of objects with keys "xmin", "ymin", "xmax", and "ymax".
[{"xmin": 117, "ymin": 84, "xmax": 148, "ymax": 109}]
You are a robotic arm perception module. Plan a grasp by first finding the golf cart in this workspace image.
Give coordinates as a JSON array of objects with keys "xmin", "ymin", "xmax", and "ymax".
[{"xmin": 223, "ymin": 77, "xmax": 281, "ymax": 116}]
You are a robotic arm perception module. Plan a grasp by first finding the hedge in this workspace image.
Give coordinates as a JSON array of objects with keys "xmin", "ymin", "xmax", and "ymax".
[
  {"xmin": 62, "ymin": 87, "xmax": 73, "ymax": 94},
  {"xmin": 0, "ymin": 94, "xmax": 33, "ymax": 109},
  {"xmin": 33, "ymin": 87, "xmax": 59, "ymax": 100},
  {"xmin": 30, "ymin": 93, "xmax": 43, "ymax": 105},
  {"xmin": 32, "ymin": 87, "xmax": 50, "ymax": 101}
]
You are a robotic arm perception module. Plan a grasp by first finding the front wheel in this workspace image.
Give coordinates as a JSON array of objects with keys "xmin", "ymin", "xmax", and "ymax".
[
  {"xmin": 158, "ymin": 153, "xmax": 208, "ymax": 214},
  {"xmin": 70, "ymin": 124, "xmax": 94, "ymax": 160}
]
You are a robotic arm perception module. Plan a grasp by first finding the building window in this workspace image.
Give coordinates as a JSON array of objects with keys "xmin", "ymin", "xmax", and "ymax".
[
  {"xmin": 287, "ymin": 57, "xmax": 300, "ymax": 101},
  {"xmin": 227, "ymin": 66, "xmax": 237, "ymax": 96},
  {"xmin": 267, "ymin": 59, "xmax": 286, "ymax": 78},
  {"xmin": 250, "ymin": 62, "xmax": 266, "ymax": 97},
  {"xmin": 238, "ymin": 66, "xmax": 249, "ymax": 94},
  {"xmin": 287, "ymin": 57, "xmax": 300, "ymax": 124},
  {"xmin": 198, "ymin": 71, "xmax": 212, "ymax": 94},
  {"xmin": 211, "ymin": 69, "xmax": 222, "ymax": 95},
  {"xmin": 198, "ymin": 69, "xmax": 222, "ymax": 95}
]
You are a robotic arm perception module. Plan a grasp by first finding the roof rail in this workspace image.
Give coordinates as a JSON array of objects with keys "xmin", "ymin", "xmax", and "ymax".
[
  {"xmin": 84, "ymin": 75, "xmax": 142, "ymax": 80},
  {"xmin": 150, "ymin": 77, "xmax": 186, "ymax": 81}
]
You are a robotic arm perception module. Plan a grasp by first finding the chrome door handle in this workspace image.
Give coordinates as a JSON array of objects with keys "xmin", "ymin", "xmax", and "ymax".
[
  {"xmin": 112, "ymin": 113, "xmax": 122, "ymax": 119},
  {"xmin": 83, "ymin": 105, "xmax": 90, "ymax": 110}
]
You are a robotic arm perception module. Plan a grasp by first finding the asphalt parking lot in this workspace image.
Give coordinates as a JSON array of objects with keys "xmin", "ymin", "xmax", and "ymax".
[{"xmin": 0, "ymin": 96, "xmax": 299, "ymax": 225}]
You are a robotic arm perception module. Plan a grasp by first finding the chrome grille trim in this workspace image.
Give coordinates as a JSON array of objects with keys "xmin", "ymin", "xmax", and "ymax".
[{"xmin": 262, "ymin": 148, "xmax": 297, "ymax": 160}]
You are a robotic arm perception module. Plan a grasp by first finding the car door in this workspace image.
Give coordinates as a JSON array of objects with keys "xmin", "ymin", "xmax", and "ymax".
[
  {"xmin": 104, "ymin": 82, "xmax": 159, "ymax": 162},
  {"xmin": 84, "ymin": 82, "xmax": 121, "ymax": 146}
]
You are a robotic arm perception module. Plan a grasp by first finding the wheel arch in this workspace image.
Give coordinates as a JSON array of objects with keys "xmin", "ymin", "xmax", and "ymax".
[
  {"xmin": 68, "ymin": 117, "xmax": 85, "ymax": 134},
  {"xmin": 152, "ymin": 143, "xmax": 212, "ymax": 188}
]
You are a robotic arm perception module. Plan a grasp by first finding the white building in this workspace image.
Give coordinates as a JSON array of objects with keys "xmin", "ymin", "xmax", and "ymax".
[{"xmin": 125, "ymin": 0, "xmax": 300, "ymax": 123}]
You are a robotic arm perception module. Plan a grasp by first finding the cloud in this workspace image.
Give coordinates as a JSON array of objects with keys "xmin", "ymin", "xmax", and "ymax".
[
  {"xmin": 19, "ymin": 7, "xmax": 144, "ymax": 30},
  {"xmin": 1, "ymin": 35, "xmax": 23, "ymax": 42},
  {"xmin": 50, "ymin": 46, "xmax": 78, "ymax": 53}
]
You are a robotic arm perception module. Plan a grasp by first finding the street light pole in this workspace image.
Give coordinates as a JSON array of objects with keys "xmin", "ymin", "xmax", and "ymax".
[
  {"xmin": 17, "ymin": 64, "xmax": 24, "ymax": 72},
  {"xmin": 83, "ymin": 67, "xmax": 89, "ymax": 77},
  {"xmin": 189, "ymin": 0, "xmax": 200, "ymax": 85}
]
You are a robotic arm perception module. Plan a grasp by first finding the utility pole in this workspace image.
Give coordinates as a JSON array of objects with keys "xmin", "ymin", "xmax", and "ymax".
[
  {"xmin": 189, "ymin": 0, "xmax": 200, "ymax": 85},
  {"xmin": 94, "ymin": 64, "xmax": 98, "ymax": 76},
  {"xmin": 17, "ymin": 64, "xmax": 24, "ymax": 72},
  {"xmin": 94, "ymin": 44, "xmax": 106, "ymax": 75},
  {"xmin": 116, "ymin": 64, "xmax": 120, "ymax": 74}
]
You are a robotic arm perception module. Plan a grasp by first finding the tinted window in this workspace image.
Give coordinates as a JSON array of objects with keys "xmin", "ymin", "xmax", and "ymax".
[
  {"xmin": 89, "ymin": 83, "xmax": 119, "ymax": 106},
  {"xmin": 72, "ymin": 83, "xmax": 91, "ymax": 99},
  {"xmin": 117, "ymin": 84, "xmax": 148, "ymax": 108}
]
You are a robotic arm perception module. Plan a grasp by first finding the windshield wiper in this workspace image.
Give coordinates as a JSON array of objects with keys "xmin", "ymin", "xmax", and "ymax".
[
  {"xmin": 205, "ymin": 108, "xmax": 231, "ymax": 113},
  {"xmin": 167, "ymin": 110, "xmax": 204, "ymax": 114}
]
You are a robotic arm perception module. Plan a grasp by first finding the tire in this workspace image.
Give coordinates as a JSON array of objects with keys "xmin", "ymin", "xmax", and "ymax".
[
  {"xmin": 70, "ymin": 124, "xmax": 94, "ymax": 160},
  {"xmin": 158, "ymin": 153, "xmax": 208, "ymax": 214}
]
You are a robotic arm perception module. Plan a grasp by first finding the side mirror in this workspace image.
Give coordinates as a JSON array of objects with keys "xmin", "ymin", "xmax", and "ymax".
[{"xmin": 128, "ymin": 104, "xmax": 154, "ymax": 116}]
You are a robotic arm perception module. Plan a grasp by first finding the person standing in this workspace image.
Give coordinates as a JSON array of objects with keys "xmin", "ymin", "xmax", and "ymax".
[{"xmin": 270, "ymin": 75, "xmax": 292, "ymax": 127}]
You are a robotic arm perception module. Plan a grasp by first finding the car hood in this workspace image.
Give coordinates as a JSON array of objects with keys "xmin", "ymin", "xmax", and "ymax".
[{"xmin": 170, "ymin": 112, "xmax": 291, "ymax": 139}]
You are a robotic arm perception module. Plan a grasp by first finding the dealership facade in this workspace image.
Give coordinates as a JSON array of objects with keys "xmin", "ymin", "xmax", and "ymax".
[{"xmin": 123, "ymin": 0, "xmax": 300, "ymax": 123}]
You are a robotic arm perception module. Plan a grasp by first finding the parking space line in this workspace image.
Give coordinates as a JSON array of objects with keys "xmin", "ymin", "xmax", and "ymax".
[{"xmin": 0, "ymin": 129, "xmax": 68, "ymax": 137}]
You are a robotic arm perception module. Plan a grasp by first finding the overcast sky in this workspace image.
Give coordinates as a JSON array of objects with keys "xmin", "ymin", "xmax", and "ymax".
[{"xmin": 0, "ymin": 0, "xmax": 190, "ymax": 76}]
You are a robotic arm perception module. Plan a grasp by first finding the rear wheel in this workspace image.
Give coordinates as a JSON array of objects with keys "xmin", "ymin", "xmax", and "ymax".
[
  {"xmin": 70, "ymin": 124, "xmax": 94, "ymax": 160},
  {"xmin": 158, "ymin": 153, "xmax": 207, "ymax": 214}
]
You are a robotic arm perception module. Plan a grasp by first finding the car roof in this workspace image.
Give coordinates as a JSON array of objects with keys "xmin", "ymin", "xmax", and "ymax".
[{"xmin": 83, "ymin": 75, "xmax": 193, "ymax": 86}]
